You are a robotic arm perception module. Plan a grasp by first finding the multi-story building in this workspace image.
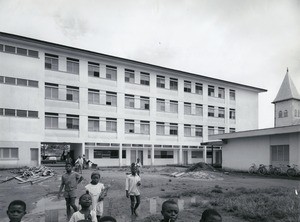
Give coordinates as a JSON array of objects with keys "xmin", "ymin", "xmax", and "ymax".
[{"xmin": 0, "ymin": 32, "xmax": 266, "ymax": 168}]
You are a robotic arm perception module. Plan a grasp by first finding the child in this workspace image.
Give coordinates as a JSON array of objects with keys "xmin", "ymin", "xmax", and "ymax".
[
  {"xmin": 125, "ymin": 163, "xmax": 141, "ymax": 216},
  {"xmin": 135, "ymin": 158, "xmax": 142, "ymax": 176},
  {"xmin": 160, "ymin": 199, "xmax": 179, "ymax": 222},
  {"xmin": 69, "ymin": 191, "xmax": 97, "ymax": 222},
  {"xmin": 85, "ymin": 172, "xmax": 108, "ymax": 221},
  {"xmin": 7, "ymin": 200, "xmax": 26, "ymax": 222},
  {"xmin": 200, "ymin": 209, "xmax": 222, "ymax": 222},
  {"xmin": 58, "ymin": 163, "xmax": 84, "ymax": 220},
  {"xmin": 75, "ymin": 156, "xmax": 84, "ymax": 174},
  {"xmin": 99, "ymin": 216, "xmax": 117, "ymax": 222}
]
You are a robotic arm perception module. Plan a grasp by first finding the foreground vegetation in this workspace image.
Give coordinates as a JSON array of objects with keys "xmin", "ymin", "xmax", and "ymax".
[{"xmin": 144, "ymin": 186, "xmax": 299, "ymax": 222}]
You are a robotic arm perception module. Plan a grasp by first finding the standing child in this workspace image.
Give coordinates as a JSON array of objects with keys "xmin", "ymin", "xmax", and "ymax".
[
  {"xmin": 7, "ymin": 200, "xmax": 27, "ymax": 222},
  {"xmin": 135, "ymin": 158, "xmax": 142, "ymax": 176},
  {"xmin": 75, "ymin": 156, "xmax": 84, "ymax": 174},
  {"xmin": 199, "ymin": 209, "xmax": 222, "ymax": 222},
  {"xmin": 85, "ymin": 172, "xmax": 108, "ymax": 222},
  {"xmin": 58, "ymin": 163, "xmax": 84, "ymax": 220},
  {"xmin": 160, "ymin": 199, "xmax": 179, "ymax": 222},
  {"xmin": 125, "ymin": 163, "xmax": 141, "ymax": 216},
  {"xmin": 69, "ymin": 191, "xmax": 97, "ymax": 222}
]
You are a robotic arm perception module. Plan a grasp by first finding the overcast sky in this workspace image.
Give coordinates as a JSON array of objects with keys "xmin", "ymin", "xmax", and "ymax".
[{"xmin": 0, "ymin": 0, "xmax": 299, "ymax": 128}]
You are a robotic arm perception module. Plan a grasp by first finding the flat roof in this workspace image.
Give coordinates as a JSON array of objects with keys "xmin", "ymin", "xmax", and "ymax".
[
  {"xmin": 209, "ymin": 124, "xmax": 300, "ymax": 140},
  {"xmin": 0, "ymin": 32, "xmax": 267, "ymax": 93}
]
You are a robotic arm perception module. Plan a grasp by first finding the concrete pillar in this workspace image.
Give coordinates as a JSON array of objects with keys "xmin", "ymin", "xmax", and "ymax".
[
  {"xmin": 179, "ymin": 146, "xmax": 183, "ymax": 165},
  {"xmin": 119, "ymin": 145, "xmax": 123, "ymax": 167},
  {"xmin": 151, "ymin": 145, "xmax": 154, "ymax": 165},
  {"xmin": 203, "ymin": 146, "xmax": 207, "ymax": 163}
]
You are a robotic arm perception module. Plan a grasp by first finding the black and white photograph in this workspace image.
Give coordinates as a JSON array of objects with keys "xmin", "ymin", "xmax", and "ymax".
[{"xmin": 0, "ymin": 0, "xmax": 300, "ymax": 221}]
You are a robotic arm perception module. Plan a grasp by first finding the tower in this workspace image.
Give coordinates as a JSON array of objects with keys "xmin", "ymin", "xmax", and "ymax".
[{"xmin": 272, "ymin": 69, "xmax": 300, "ymax": 127}]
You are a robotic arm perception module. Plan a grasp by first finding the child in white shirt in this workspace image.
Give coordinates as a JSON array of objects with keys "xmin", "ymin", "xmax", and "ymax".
[{"xmin": 85, "ymin": 172, "xmax": 107, "ymax": 221}]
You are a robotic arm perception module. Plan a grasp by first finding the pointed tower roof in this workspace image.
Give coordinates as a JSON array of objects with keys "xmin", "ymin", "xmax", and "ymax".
[{"xmin": 273, "ymin": 69, "xmax": 300, "ymax": 103}]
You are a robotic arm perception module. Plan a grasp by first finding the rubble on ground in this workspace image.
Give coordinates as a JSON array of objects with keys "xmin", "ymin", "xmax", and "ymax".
[{"xmin": 1, "ymin": 165, "xmax": 55, "ymax": 184}]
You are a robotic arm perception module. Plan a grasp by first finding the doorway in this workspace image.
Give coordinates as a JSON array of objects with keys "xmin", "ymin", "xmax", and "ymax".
[
  {"xmin": 183, "ymin": 151, "xmax": 188, "ymax": 165},
  {"xmin": 30, "ymin": 148, "xmax": 39, "ymax": 166}
]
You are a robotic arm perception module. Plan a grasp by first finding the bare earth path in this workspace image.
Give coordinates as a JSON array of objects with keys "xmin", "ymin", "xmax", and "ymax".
[{"xmin": 0, "ymin": 166, "xmax": 299, "ymax": 222}]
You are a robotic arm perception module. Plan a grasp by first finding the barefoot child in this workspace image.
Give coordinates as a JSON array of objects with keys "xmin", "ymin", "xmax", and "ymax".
[
  {"xmin": 160, "ymin": 199, "xmax": 179, "ymax": 222},
  {"xmin": 7, "ymin": 200, "xmax": 27, "ymax": 222},
  {"xmin": 85, "ymin": 172, "xmax": 109, "ymax": 221},
  {"xmin": 58, "ymin": 163, "xmax": 84, "ymax": 220},
  {"xmin": 69, "ymin": 191, "xmax": 97, "ymax": 222},
  {"xmin": 125, "ymin": 163, "xmax": 141, "ymax": 216}
]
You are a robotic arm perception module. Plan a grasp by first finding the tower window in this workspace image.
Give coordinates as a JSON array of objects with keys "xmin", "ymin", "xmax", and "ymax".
[
  {"xmin": 284, "ymin": 110, "xmax": 288, "ymax": 117},
  {"xmin": 278, "ymin": 111, "xmax": 282, "ymax": 118}
]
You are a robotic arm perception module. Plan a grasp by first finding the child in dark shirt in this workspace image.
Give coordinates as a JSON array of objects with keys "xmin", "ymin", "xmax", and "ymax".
[
  {"xmin": 58, "ymin": 163, "xmax": 84, "ymax": 219},
  {"xmin": 200, "ymin": 209, "xmax": 222, "ymax": 222},
  {"xmin": 7, "ymin": 200, "xmax": 27, "ymax": 222},
  {"xmin": 160, "ymin": 199, "xmax": 179, "ymax": 222}
]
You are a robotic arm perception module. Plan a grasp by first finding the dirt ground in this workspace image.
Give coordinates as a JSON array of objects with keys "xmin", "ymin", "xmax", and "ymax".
[{"xmin": 0, "ymin": 166, "xmax": 299, "ymax": 222}]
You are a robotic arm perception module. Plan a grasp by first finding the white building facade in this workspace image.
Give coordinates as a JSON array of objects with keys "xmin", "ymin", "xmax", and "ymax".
[{"xmin": 0, "ymin": 32, "xmax": 266, "ymax": 168}]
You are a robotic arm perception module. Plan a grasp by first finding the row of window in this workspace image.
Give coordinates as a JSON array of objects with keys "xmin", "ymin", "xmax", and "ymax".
[
  {"xmin": 0, "ymin": 75, "xmax": 38, "ymax": 87},
  {"xmin": 44, "ymin": 53, "xmax": 236, "ymax": 99},
  {"xmin": 0, "ymin": 44, "xmax": 39, "ymax": 58},
  {"xmin": 278, "ymin": 110, "xmax": 300, "ymax": 118},
  {"xmin": 0, "ymin": 148, "xmax": 18, "ymax": 159},
  {"xmin": 0, "ymin": 108, "xmax": 38, "ymax": 118},
  {"xmin": 46, "ymin": 113, "xmax": 234, "ymax": 135}
]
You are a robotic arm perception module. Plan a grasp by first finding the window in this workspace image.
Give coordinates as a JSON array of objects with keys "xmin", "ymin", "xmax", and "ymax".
[
  {"xmin": 195, "ymin": 104, "xmax": 203, "ymax": 116},
  {"xmin": 88, "ymin": 62, "xmax": 100, "ymax": 77},
  {"xmin": 156, "ymin": 75, "xmax": 165, "ymax": 88},
  {"xmin": 45, "ymin": 53, "xmax": 58, "ymax": 70},
  {"xmin": 94, "ymin": 150, "xmax": 119, "ymax": 159},
  {"xmin": 66, "ymin": 58, "xmax": 79, "ymax": 74},
  {"xmin": 106, "ymin": 91, "xmax": 117, "ymax": 106},
  {"xmin": 284, "ymin": 110, "xmax": 288, "ymax": 117},
  {"xmin": 125, "ymin": 69, "xmax": 135, "ymax": 83},
  {"xmin": 218, "ymin": 107, "xmax": 225, "ymax": 118},
  {"xmin": 295, "ymin": 109, "xmax": 297, "ymax": 117},
  {"xmin": 271, "ymin": 145, "xmax": 289, "ymax": 163},
  {"xmin": 170, "ymin": 78, "xmax": 178, "ymax": 90},
  {"xmin": 170, "ymin": 123, "xmax": 178, "ymax": 135},
  {"xmin": 0, "ymin": 148, "xmax": 18, "ymax": 159},
  {"xmin": 218, "ymin": 127, "xmax": 225, "ymax": 134},
  {"xmin": 229, "ymin": 109, "xmax": 236, "ymax": 119},
  {"xmin": 279, "ymin": 111, "xmax": 282, "ymax": 118},
  {"xmin": 28, "ymin": 50, "xmax": 39, "ymax": 58},
  {"xmin": 195, "ymin": 125, "xmax": 203, "ymax": 137},
  {"xmin": 5, "ymin": 77, "xmax": 16, "ymax": 85},
  {"xmin": 208, "ymin": 85, "xmax": 215, "ymax": 97},
  {"xmin": 157, "ymin": 99, "xmax": 165, "ymax": 112},
  {"xmin": 28, "ymin": 80, "xmax": 38, "ymax": 87},
  {"xmin": 0, "ymin": 76, "xmax": 3, "ymax": 83},
  {"xmin": 106, "ymin": 118, "xmax": 117, "ymax": 132},
  {"xmin": 0, "ymin": 44, "xmax": 3, "ymax": 51},
  {"xmin": 156, "ymin": 122, "xmax": 165, "ymax": 135},
  {"xmin": 140, "ymin": 121, "xmax": 150, "ymax": 134},
  {"xmin": 5, "ymin": 45, "xmax": 16, "ymax": 53},
  {"xmin": 45, "ymin": 83, "xmax": 59, "ymax": 99},
  {"xmin": 17, "ymin": 78, "xmax": 27, "ymax": 86},
  {"xmin": 184, "ymin": 103, "xmax": 192, "ymax": 115},
  {"xmin": 17, "ymin": 47, "xmax": 27, "ymax": 56},
  {"xmin": 230, "ymin": 128, "xmax": 235, "ymax": 133},
  {"xmin": 230, "ymin": 89, "xmax": 235, "ymax": 100},
  {"xmin": 140, "ymin": 72, "xmax": 150, "ymax": 85},
  {"xmin": 5, "ymin": 109, "xmax": 15, "ymax": 116},
  {"xmin": 125, "ymin": 119, "xmax": 134, "ymax": 133},
  {"xmin": 192, "ymin": 151, "xmax": 203, "ymax": 158},
  {"xmin": 88, "ymin": 116, "xmax": 99, "ymax": 131},
  {"xmin": 17, "ymin": 110, "xmax": 27, "ymax": 117},
  {"xmin": 66, "ymin": 114, "xmax": 79, "ymax": 129},
  {"xmin": 154, "ymin": 150, "xmax": 173, "ymax": 159},
  {"xmin": 195, "ymin": 83, "xmax": 203, "ymax": 95},
  {"xmin": 106, "ymin": 65, "xmax": 117, "ymax": 80},
  {"xmin": 88, "ymin": 89, "xmax": 100, "ymax": 104},
  {"xmin": 218, "ymin": 87, "xmax": 225, "ymax": 99},
  {"xmin": 170, "ymin": 101, "xmax": 178, "ymax": 113},
  {"xmin": 45, "ymin": 112, "xmax": 58, "ymax": 129},
  {"xmin": 28, "ymin": 111, "xmax": 38, "ymax": 118},
  {"xmin": 0, "ymin": 108, "xmax": 2, "ymax": 115},
  {"xmin": 184, "ymin": 81, "xmax": 191, "ymax": 92},
  {"xmin": 66, "ymin": 86, "xmax": 79, "ymax": 102},
  {"xmin": 208, "ymin": 126, "xmax": 214, "ymax": 135},
  {"xmin": 140, "ymin": 97, "xmax": 150, "ymax": 110},
  {"xmin": 125, "ymin": 94, "xmax": 135, "ymax": 108},
  {"xmin": 184, "ymin": 124, "xmax": 191, "ymax": 136},
  {"xmin": 208, "ymin": 106, "xmax": 215, "ymax": 117}
]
